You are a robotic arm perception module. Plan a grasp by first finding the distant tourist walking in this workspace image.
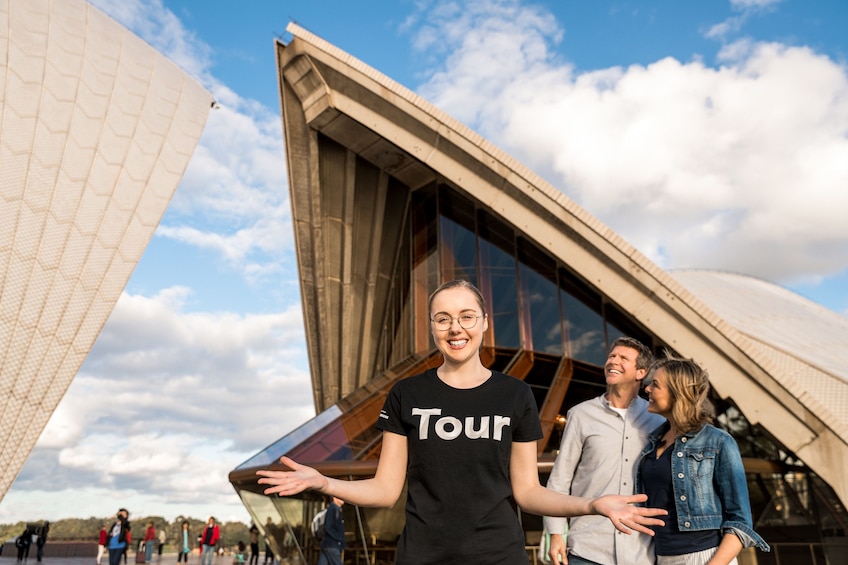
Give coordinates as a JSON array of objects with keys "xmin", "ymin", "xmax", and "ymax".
[
  {"xmin": 248, "ymin": 525, "xmax": 259, "ymax": 565},
  {"xmin": 158, "ymin": 528, "xmax": 166, "ymax": 557},
  {"xmin": 35, "ymin": 522, "xmax": 48, "ymax": 562},
  {"xmin": 97, "ymin": 524, "xmax": 108, "ymax": 565},
  {"xmin": 122, "ymin": 528, "xmax": 130, "ymax": 565},
  {"xmin": 177, "ymin": 521, "xmax": 191, "ymax": 563},
  {"xmin": 200, "ymin": 517, "xmax": 220, "ymax": 565},
  {"xmin": 143, "ymin": 522, "xmax": 156, "ymax": 563},
  {"xmin": 107, "ymin": 509, "xmax": 132, "ymax": 565},
  {"xmin": 317, "ymin": 497, "xmax": 345, "ymax": 565},
  {"xmin": 15, "ymin": 527, "xmax": 30, "ymax": 564},
  {"xmin": 262, "ymin": 518, "xmax": 275, "ymax": 565},
  {"xmin": 262, "ymin": 538, "xmax": 273, "ymax": 565}
]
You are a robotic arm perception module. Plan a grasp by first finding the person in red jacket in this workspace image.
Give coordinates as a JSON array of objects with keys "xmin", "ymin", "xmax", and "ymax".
[
  {"xmin": 143, "ymin": 523, "xmax": 156, "ymax": 563},
  {"xmin": 200, "ymin": 517, "xmax": 220, "ymax": 565},
  {"xmin": 97, "ymin": 525, "xmax": 108, "ymax": 565}
]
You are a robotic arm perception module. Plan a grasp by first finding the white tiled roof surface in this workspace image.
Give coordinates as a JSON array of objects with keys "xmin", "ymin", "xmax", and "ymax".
[
  {"xmin": 672, "ymin": 270, "xmax": 848, "ymax": 430},
  {"xmin": 0, "ymin": 0, "xmax": 212, "ymax": 501}
]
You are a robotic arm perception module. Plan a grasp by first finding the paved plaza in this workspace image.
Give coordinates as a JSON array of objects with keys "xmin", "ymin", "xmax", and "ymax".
[{"xmin": 0, "ymin": 555, "xmax": 245, "ymax": 565}]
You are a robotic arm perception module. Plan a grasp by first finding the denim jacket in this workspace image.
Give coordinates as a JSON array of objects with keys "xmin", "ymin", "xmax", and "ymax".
[{"xmin": 636, "ymin": 423, "xmax": 770, "ymax": 552}]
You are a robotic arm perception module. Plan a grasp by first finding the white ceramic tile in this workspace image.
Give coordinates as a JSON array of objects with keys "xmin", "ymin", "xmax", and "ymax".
[{"xmin": 0, "ymin": 0, "xmax": 211, "ymax": 501}]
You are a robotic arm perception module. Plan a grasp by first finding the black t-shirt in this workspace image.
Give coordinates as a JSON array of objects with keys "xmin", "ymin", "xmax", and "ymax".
[{"xmin": 376, "ymin": 369, "xmax": 543, "ymax": 565}]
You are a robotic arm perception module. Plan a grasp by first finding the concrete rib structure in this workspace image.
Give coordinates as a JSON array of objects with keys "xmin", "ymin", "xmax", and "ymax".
[
  {"xmin": 272, "ymin": 21, "xmax": 848, "ymax": 505},
  {"xmin": 0, "ymin": 0, "xmax": 212, "ymax": 502}
]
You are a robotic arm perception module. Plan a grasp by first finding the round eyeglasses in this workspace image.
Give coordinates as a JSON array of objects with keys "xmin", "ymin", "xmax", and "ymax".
[{"xmin": 430, "ymin": 313, "xmax": 482, "ymax": 331}]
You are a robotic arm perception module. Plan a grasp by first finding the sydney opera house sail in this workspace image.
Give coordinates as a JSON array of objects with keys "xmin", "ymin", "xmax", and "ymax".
[{"xmin": 0, "ymin": 0, "xmax": 212, "ymax": 502}]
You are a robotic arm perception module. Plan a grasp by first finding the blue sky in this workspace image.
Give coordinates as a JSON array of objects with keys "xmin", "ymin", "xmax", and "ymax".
[{"xmin": 1, "ymin": 0, "xmax": 847, "ymax": 524}]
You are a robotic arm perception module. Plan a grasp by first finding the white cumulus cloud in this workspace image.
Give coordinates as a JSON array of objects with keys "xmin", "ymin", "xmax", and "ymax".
[
  {"xmin": 413, "ymin": 0, "xmax": 848, "ymax": 286},
  {"xmin": 17, "ymin": 289, "xmax": 313, "ymax": 519}
]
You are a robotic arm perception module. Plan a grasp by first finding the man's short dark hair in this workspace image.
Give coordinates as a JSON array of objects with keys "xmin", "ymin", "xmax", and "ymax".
[{"xmin": 610, "ymin": 336, "xmax": 654, "ymax": 371}]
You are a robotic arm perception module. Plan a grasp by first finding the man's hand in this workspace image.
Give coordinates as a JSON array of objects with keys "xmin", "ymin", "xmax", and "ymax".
[{"xmin": 547, "ymin": 533, "xmax": 567, "ymax": 564}]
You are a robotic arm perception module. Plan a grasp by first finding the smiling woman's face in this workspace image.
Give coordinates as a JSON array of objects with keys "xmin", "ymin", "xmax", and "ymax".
[
  {"xmin": 429, "ymin": 286, "xmax": 488, "ymax": 366},
  {"xmin": 645, "ymin": 367, "xmax": 674, "ymax": 417}
]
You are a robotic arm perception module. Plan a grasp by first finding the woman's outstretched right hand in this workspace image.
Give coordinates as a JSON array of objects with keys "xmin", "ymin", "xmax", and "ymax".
[{"xmin": 256, "ymin": 456, "xmax": 328, "ymax": 496}]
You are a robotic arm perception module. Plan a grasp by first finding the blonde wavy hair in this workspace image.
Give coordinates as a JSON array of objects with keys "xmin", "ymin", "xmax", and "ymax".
[{"xmin": 648, "ymin": 353, "xmax": 715, "ymax": 434}]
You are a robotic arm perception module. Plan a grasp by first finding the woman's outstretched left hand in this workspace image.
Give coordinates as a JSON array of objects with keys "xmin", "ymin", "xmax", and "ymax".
[
  {"xmin": 256, "ymin": 456, "xmax": 328, "ymax": 496},
  {"xmin": 592, "ymin": 493, "xmax": 667, "ymax": 535}
]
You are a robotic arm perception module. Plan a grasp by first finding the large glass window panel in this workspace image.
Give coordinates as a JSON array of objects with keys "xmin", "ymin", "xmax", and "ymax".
[
  {"xmin": 556, "ymin": 361, "xmax": 606, "ymax": 417},
  {"xmin": 715, "ymin": 400, "xmax": 789, "ymax": 462},
  {"xmin": 604, "ymin": 302, "xmax": 652, "ymax": 351},
  {"xmin": 559, "ymin": 273, "xmax": 607, "ymax": 366},
  {"xmin": 606, "ymin": 323, "xmax": 626, "ymax": 350},
  {"xmin": 439, "ymin": 216, "xmax": 478, "ymax": 285},
  {"xmin": 478, "ymin": 211, "xmax": 520, "ymax": 349},
  {"xmin": 518, "ymin": 239, "xmax": 562, "ymax": 355},
  {"xmin": 235, "ymin": 407, "xmax": 342, "ymax": 470},
  {"xmin": 412, "ymin": 185, "xmax": 439, "ymax": 352},
  {"xmin": 439, "ymin": 187, "xmax": 478, "ymax": 285},
  {"xmin": 238, "ymin": 490, "xmax": 306, "ymax": 564},
  {"xmin": 282, "ymin": 412, "xmax": 358, "ymax": 462},
  {"xmin": 811, "ymin": 475, "xmax": 848, "ymax": 538},
  {"xmin": 412, "ymin": 185, "xmax": 438, "ymax": 270},
  {"xmin": 757, "ymin": 473, "xmax": 817, "ymax": 528},
  {"xmin": 522, "ymin": 267, "xmax": 563, "ymax": 355},
  {"xmin": 376, "ymin": 177, "xmax": 413, "ymax": 373},
  {"xmin": 374, "ymin": 208, "xmax": 415, "ymax": 373},
  {"xmin": 439, "ymin": 185, "xmax": 476, "ymax": 226}
]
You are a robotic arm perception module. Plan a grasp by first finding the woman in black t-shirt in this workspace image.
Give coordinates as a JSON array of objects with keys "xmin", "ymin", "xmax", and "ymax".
[{"xmin": 258, "ymin": 280, "xmax": 666, "ymax": 564}]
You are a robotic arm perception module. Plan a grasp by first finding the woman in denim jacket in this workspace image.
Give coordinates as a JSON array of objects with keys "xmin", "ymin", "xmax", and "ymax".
[{"xmin": 636, "ymin": 355, "xmax": 769, "ymax": 564}]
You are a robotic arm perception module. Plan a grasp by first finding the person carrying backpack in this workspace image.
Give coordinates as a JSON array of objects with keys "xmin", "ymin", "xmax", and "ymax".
[
  {"xmin": 317, "ymin": 497, "xmax": 345, "ymax": 565},
  {"xmin": 15, "ymin": 528, "xmax": 30, "ymax": 564}
]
